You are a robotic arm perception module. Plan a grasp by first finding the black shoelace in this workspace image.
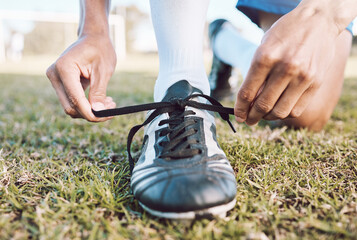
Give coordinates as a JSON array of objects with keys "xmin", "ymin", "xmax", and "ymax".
[{"xmin": 93, "ymin": 94, "xmax": 236, "ymax": 173}]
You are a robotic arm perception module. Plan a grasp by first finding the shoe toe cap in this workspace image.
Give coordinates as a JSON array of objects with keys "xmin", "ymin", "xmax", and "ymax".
[{"xmin": 134, "ymin": 168, "xmax": 237, "ymax": 213}]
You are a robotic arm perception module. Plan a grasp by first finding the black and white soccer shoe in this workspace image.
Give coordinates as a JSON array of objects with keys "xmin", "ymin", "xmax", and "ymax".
[
  {"xmin": 93, "ymin": 80, "xmax": 237, "ymax": 220},
  {"xmin": 131, "ymin": 81, "xmax": 236, "ymax": 219},
  {"xmin": 208, "ymin": 19, "xmax": 234, "ymax": 101}
]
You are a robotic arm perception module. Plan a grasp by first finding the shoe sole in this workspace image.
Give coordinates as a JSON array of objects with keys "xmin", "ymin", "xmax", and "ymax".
[{"xmin": 139, "ymin": 199, "xmax": 236, "ymax": 220}]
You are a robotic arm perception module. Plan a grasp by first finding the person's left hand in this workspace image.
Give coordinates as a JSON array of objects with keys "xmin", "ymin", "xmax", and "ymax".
[{"xmin": 234, "ymin": 5, "xmax": 341, "ymax": 125}]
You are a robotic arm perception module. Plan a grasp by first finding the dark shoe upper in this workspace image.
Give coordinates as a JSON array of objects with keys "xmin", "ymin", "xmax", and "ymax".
[
  {"xmin": 208, "ymin": 19, "xmax": 229, "ymax": 46},
  {"xmin": 208, "ymin": 19, "xmax": 234, "ymax": 101},
  {"xmin": 131, "ymin": 80, "xmax": 237, "ymax": 212}
]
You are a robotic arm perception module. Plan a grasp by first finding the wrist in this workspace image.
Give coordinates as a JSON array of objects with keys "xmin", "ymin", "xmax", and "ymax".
[
  {"xmin": 78, "ymin": 0, "xmax": 111, "ymax": 37},
  {"xmin": 298, "ymin": 0, "xmax": 357, "ymax": 35},
  {"xmin": 78, "ymin": 21, "xmax": 109, "ymax": 38}
]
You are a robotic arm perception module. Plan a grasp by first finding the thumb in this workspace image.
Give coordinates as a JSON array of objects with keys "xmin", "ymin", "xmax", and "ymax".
[
  {"xmin": 88, "ymin": 69, "xmax": 109, "ymax": 111},
  {"xmin": 91, "ymin": 101, "xmax": 106, "ymax": 111}
]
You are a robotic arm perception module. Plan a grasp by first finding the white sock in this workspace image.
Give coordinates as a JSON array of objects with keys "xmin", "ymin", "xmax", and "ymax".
[
  {"xmin": 150, "ymin": 0, "xmax": 210, "ymax": 102},
  {"xmin": 213, "ymin": 22, "xmax": 258, "ymax": 79}
]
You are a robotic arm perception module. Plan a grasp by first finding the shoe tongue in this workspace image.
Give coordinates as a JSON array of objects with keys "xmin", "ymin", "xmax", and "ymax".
[{"xmin": 162, "ymin": 80, "xmax": 203, "ymax": 102}]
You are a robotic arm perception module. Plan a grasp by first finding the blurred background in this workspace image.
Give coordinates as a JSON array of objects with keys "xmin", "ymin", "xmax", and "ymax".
[{"xmin": 0, "ymin": 0, "xmax": 357, "ymax": 76}]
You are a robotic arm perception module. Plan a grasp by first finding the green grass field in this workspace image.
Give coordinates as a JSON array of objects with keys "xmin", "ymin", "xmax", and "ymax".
[{"xmin": 0, "ymin": 59, "xmax": 356, "ymax": 239}]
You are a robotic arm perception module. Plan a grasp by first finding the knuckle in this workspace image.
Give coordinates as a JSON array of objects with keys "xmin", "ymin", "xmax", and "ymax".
[
  {"xmin": 282, "ymin": 60, "xmax": 301, "ymax": 76},
  {"xmin": 271, "ymin": 108, "xmax": 290, "ymax": 119},
  {"xmin": 297, "ymin": 70, "xmax": 314, "ymax": 84},
  {"xmin": 288, "ymin": 59, "xmax": 301, "ymax": 69},
  {"xmin": 234, "ymin": 105, "xmax": 247, "ymax": 120},
  {"xmin": 46, "ymin": 66, "xmax": 55, "ymax": 79},
  {"xmin": 310, "ymin": 79, "xmax": 322, "ymax": 89},
  {"xmin": 46, "ymin": 66, "xmax": 61, "ymax": 88},
  {"xmin": 54, "ymin": 57, "xmax": 69, "ymax": 73},
  {"xmin": 64, "ymin": 107, "xmax": 77, "ymax": 117},
  {"xmin": 301, "ymin": 69, "xmax": 314, "ymax": 80},
  {"xmin": 234, "ymin": 106, "xmax": 247, "ymax": 118},
  {"xmin": 55, "ymin": 57, "xmax": 65, "ymax": 67},
  {"xmin": 68, "ymin": 94, "xmax": 80, "ymax": 107},
  {"xmin": 238, "ymin": 88, "xmax": 255, "ymax": 102},
  {"xmin": 90, "ymin": 90, "xmax": 106, "ymax": 102},
  {"xmin": 290, "ymin": 108, "xmax": 303, "ymax": 118},
  {"xmin": 254, "ymin": 50, "xmax": 275, "ymax": 68},
  {"xmin": 254, "ymin": 99, "xmax": 273, "ymax": 114}
]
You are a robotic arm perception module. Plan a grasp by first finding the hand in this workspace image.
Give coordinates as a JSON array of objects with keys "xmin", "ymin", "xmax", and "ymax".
[
  {"xmin": 46, "ymin": 34, "xmax": 117, "ymax": 122},
  {"xmin": 234, "ymin": 5, "xmax": 340, "ymax": 125}
]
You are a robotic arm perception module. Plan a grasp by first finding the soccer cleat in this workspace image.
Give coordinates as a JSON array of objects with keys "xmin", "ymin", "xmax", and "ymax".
[
  {"xmin": 93, "ymin": 80, "xmax": 237, "ymax": 219},
  {"xmin": 208, "ymin": 19, "xmax": 234, "ymax": 101}
]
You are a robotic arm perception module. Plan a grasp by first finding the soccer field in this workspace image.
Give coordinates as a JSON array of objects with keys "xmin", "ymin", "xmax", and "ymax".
[{"xmin": 0, "ymin": 55, "xmax": 356, "ymax": 239}]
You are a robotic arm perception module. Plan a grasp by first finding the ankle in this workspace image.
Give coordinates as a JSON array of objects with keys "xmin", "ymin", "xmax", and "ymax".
[{"xmin": 154, "ymin": 76, "xmax": 210, "ymax": 102}]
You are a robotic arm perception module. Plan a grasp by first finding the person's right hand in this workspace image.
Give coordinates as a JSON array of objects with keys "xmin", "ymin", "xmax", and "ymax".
[{"xmin": 46, "ymin": 33, "xmax": 117, "ymax": 122}]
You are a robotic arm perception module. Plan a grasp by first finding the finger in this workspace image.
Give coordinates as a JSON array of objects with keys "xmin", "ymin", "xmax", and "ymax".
[
  {"xmin": 55, "ymin": 61, "xmax": 107, "ymax": 122},
  {"xmin": 235, "ymin": 50, "xmax": 273, "ymax": 123},
  {"xmin": 46, "ymin": 64, "xmax": 81, "ymax": 118},
  {"xmin": 104, "ymin": 96, "xmax": 115, "ymax": 107},
  {"xmin": 289, "ymin": 85, "xmax": 318, "ymax": 118},
  {"xmin": 246, "ymin": 65, "xmax": 292, "ymax": 125},
  {"xmin": 106, "ymin": 100, "xmax": 116, "ymax": 110},
  {"xmin": 263, "ymin": 80, "xmax": 307, "ymax": 121},
  {"xmin": 88, "ymin": 65, "xmax": 112, "ymax": 111},
  {"xmin": 264, "ymin": 70, "xmax": 315, "ymax": 120},
  {"xmin": 103, "ymin": 97, "xmax": 116, "ymax": 120}
]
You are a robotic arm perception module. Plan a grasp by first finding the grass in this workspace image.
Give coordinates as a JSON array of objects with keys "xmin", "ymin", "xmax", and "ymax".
[{"xmin": 0, "ymin": 67, "xmax": 356, "ymax": 239}]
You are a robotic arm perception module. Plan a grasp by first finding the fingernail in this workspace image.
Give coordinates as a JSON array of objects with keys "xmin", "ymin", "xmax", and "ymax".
[
  {"xmin": 235, "ymin": 117, "xmax": 245, "ymax": 123},
  {"xmin": 92, "ymin": 102, "xmax": 105, "ymax": 111}
]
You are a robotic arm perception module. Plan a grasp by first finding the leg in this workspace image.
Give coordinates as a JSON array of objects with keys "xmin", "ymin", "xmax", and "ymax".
[
  {"xmin": 150, "ymin": 0, "xmax": 210, "ymax": 102},
  {"xmin": 129, "ymin": 0, "xmax": 237, "ymax": 219},
  {"xmin": 208, "ymin": 20, "xmax": 259, "ymax": 101},
  {"xmin": 211, "ymin": 21, "xmax": 258, "ymax": 79},
  {"xmin": 258, "ymin": 11, "xmax": 352, "ymax": 131}
]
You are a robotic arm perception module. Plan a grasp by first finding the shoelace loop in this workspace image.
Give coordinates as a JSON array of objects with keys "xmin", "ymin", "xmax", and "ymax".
[
  {"xmin": 157, "ymin": 109, "xmax": 199, "ymax": 159},
  {"xmin": 93, "ymin": 93, "xmax": 236, "ymax": 173}
]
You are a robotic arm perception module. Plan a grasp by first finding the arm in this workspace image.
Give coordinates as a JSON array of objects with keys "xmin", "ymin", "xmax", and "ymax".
[
  {"xmin": 46, "ymin": 0, "xmax": 116, "ymax": 122},
  {"xmin": 78, "ymin": 0, "xmax": 111, "ymax": 36},
  {"xmin": 234, "ymin": 0, "xmax": 357, "ymax": 125}
]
